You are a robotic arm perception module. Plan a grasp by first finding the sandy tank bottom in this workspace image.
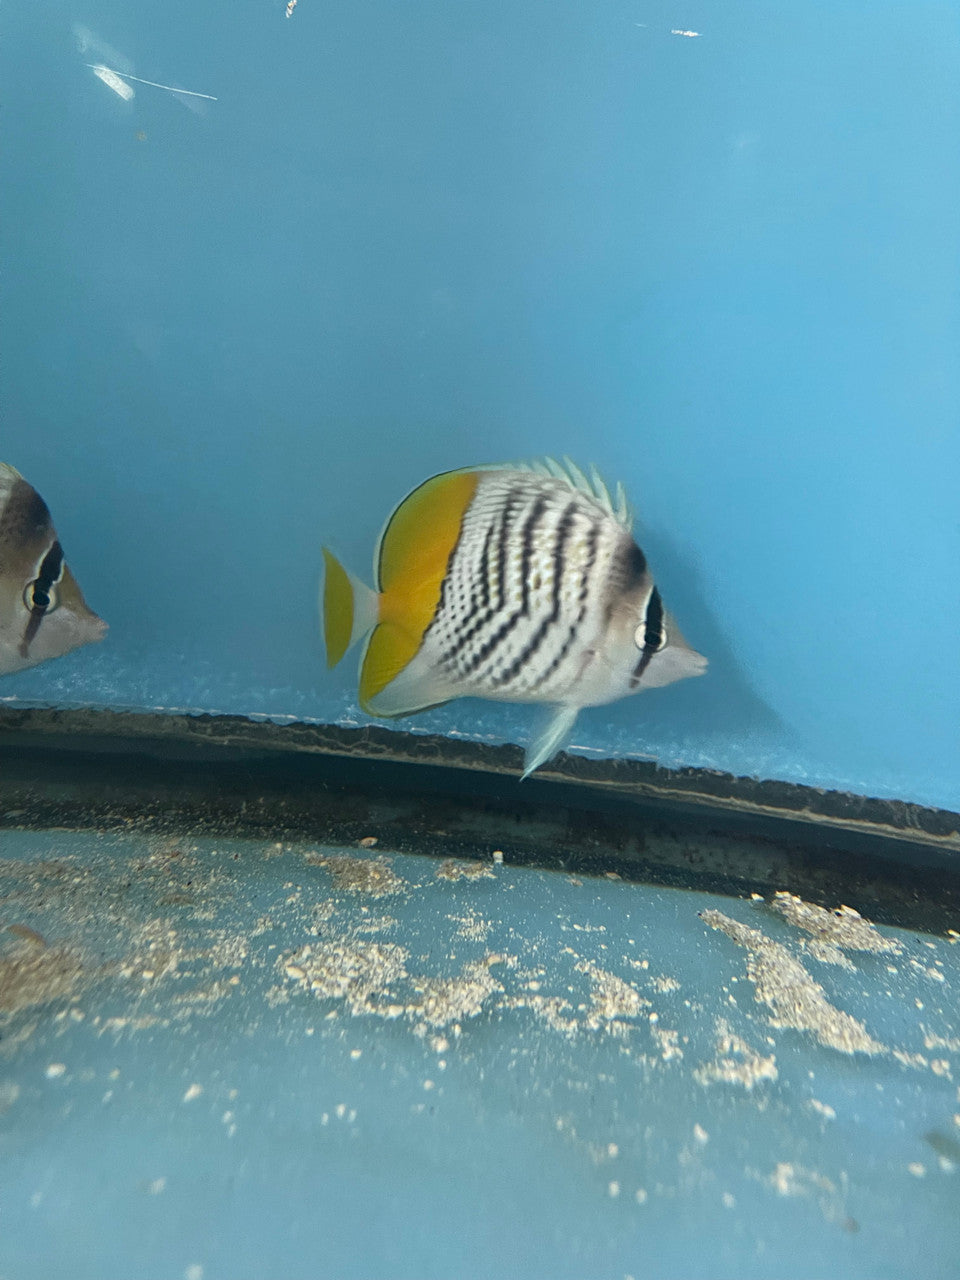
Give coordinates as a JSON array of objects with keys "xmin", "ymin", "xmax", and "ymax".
[{"xmin": 0, "ymin": 826, "xmax": 958, "ymax": 1280}]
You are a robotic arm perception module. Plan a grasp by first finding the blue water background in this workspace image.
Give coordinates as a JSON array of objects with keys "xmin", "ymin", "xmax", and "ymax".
[{"xmin": 2, "ymin": 0, "xmax": 959, "ymax": 808}]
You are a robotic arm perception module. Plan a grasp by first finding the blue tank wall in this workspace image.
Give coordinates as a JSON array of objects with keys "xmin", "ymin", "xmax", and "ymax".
[{"xmin": 2, "ymin": 0, "xmax": 958, "ymax": 808}]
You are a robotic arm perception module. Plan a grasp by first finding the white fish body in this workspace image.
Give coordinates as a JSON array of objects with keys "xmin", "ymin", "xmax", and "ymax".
[
  {"xmin": 323, "ymin": 459, "xmax": 706, "ymax": 776},
  {"xmin": 0, "ymin": 463, "xmax": 106, "ymax": 676}
]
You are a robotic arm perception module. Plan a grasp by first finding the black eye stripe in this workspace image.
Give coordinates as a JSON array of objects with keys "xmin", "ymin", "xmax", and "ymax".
[
  {"xmin": 34, "ymin": 540, "xmax": 65, "ymax": 595},
  {"xmin": 629, "ymin": 587, "xmax": 668, "ymax": 688},
  {"xmin": 643, "ymin": 586, "xmax": 665, "ymax": 651},
  {"xmin": 24, "ymin": 540, "xmax": 64, "ymax": 617},
  {"xmin": 16, "ymin": 541, "xmax": 65, "ymax": 660}
]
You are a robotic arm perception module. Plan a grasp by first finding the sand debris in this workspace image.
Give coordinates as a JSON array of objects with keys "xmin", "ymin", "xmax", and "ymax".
[
  {"xmin": 651, "ymin": 975, "xmax": 680, "ymax": 994},
  {"xmin": 408, "ymin": 956, "xmax": 505, "ymax": 1030},
  {"xmin": 765, "ymin": 1162, "xmax": 855, "ymax": 1229},
  {"xmin": 449, "ymin": 910, "xmax": 494, "ymax": 942},
  {"xmin": 694, "ymin": 1017, "xmax": 778, "ymax": 1089},
  {"xmin": 0, "ymin": 941, "xmax": 85, "ymax": 1016},
  {"xmin": 281, "ymin": 939, "xmax": 409, "ymax": 1016},
  {"xmin": 575, "ymin": 959, "xmax": 649, "ymax": 1035},
  {"xmin": 770, "ymin": 892, "xmax": 902, "ymax": 963},
  {"xmin": 172, "ymin": 979, "xmax": 235, "ymax": 1009},
  {"xmin": 923, "ymin": 1029, "xmax": 960, "ymax": 1053},
  {"xmin": 281, "ymin": 939, "xmax": 506, "ymax": 1033},
  {"xmin": 702, "ymin": 910, "xmax": 885, "ymax": 1055},
  {"xmin": 303, "ymin": 854, "xmax": 405, "ymax": 898},
  {"xmin": 892, "ymin": 1049, "xmax": 928, "ymax": 1070},
  {"xmin": 502, "ymin": 992, "xmax": 579, "ymax": 1037},
  {"xmin": 436, "ymin": 859, "xmax": 496, "ymax": 882},
  {"xmin": 809, "ymin": 1099, "xmax": 836, "ymax": 1120},
  {"xmin": 651, "ymin": 1026, "xmax": 684, "ymax": 1061}
]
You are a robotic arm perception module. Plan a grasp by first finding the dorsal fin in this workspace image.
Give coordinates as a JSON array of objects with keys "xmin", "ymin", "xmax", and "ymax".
[{"xmin": 509, "ymin": 456, "xmax": 634, "ymax": 531}]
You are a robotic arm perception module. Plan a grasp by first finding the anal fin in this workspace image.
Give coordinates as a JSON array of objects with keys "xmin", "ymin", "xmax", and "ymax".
[{"xmin": 361, "ymin": 634, "xmax": 455, "ymax": 718}]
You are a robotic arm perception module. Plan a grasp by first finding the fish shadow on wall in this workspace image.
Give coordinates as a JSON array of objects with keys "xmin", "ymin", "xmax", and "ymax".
[{"xmin": 580, "ymin": 522, "xmax": 786, "ymax": 752}]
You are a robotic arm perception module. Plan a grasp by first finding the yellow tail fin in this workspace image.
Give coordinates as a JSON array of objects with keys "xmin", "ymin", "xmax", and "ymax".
[
  {"xmin": 321, "ymin": 548, "xmax": 381, "ymax": 668},
  {"xmin": 322, "ymin": 548, "xmax": 354, "ymax": 668}
]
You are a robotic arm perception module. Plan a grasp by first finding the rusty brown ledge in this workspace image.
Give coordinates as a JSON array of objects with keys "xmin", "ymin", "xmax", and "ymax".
[{"xmin": 0, "ymin": 704, "xmax": 957, "ymax": 857}]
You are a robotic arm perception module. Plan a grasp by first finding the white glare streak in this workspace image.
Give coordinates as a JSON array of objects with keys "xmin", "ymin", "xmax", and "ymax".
[
  {"xmin": 90, "ymin": 64, "xmax": 134, "ymax": 99},
  {"xmin": 671, "ymin": 29, "xmax": 701, "ymax": 37},
  {"xmin": 73, "ymin": 24, "xmax": 133, "ymax": 74},
  {"xmin": 85, "ymin": 63, "xmax": 218, "ymax": 101}
]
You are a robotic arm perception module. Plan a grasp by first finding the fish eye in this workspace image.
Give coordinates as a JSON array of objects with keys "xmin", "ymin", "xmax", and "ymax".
[
  {"xmin": 634, "ymin": 585, "xmax": 667, "ymax": 653},
  {"xmin": 23, "ymin": 580, "xmax": 59, "ymax": 614},
  {"xmin": 634, "ymin": 621, "xmax": 667, "ymax": 652}
]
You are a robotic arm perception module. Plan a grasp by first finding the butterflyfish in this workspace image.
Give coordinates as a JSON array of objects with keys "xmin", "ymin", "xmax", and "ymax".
[
  {"xmin": 321, "ymin": 458, "xmax": 706, "ymax": 777},
  {"xmin": 0, "ymin": 462, "xmax": 106, "ymax": 676}
]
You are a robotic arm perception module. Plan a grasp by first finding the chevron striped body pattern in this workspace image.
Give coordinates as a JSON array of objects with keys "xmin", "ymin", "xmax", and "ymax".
[
  {"xmin": 322, "ymin": 459, "xmax": 706, "ymax": 776},
  {"xmin": 415, "ymin": 469, "xmax": 644, "ymax": 705}
]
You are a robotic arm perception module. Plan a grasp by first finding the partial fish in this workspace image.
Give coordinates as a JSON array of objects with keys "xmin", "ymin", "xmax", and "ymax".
[
  {"xmin": 0, "ymin": 463, "xmax": 106, "ymax": 675},
  {"xmin": 322, "ymin": 458, "xmax": 706, "ymax": 777}
]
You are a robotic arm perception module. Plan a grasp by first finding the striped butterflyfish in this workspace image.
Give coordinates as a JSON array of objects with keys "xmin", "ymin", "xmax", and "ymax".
[
  {"xmin": 321, "ymin": 458, "xmax": 706, "ymax": 777},
  {"xmin": 0, "ymin": 462, "xmax": 106, "ymax": 676}
]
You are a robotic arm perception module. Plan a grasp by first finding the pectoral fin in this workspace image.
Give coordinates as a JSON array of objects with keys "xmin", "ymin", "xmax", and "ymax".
[{"xmin": 522, "ymin": 704, "xmax": 580, "ymax": 779}]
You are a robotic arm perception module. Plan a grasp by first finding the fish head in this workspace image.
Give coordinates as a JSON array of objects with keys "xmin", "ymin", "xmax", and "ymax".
[
  {"xmin": 629, "ymin": 606, "xmax": 708, "ymax": 690},
  {"xmin": 0, "ymin": 465, "xmax": 107, "ymax": 676},
  {"xmin": 596, "ymin": 581, "xmax": 707, "ymax": 703}
]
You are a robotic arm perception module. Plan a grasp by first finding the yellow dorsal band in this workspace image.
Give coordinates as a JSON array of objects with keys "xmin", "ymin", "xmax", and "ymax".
[
  {"xmin": 360, "ymin": 469, "xmax": 478, "ymax": 706},
  {"xmin": 322, "ymin": 547, "xmax": 354, "ymax": 668}
]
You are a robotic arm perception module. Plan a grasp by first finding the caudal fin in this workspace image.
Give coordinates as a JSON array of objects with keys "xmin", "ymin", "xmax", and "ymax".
[{"xmin": 321, "ymin": 548, "xmax": 379, "ymax": 668}]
